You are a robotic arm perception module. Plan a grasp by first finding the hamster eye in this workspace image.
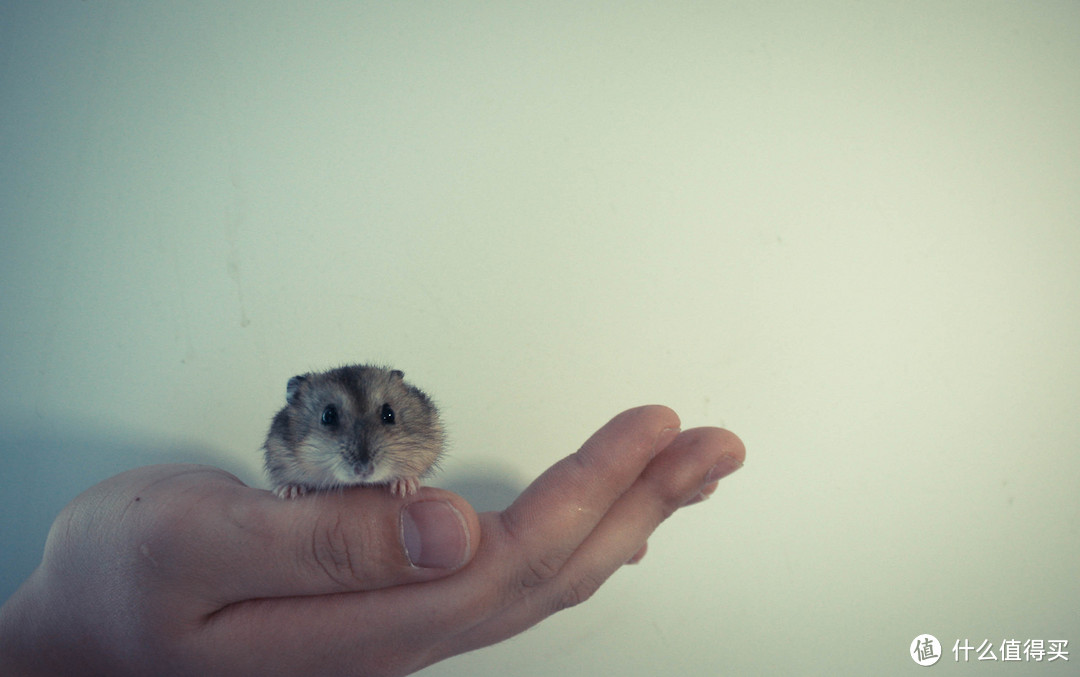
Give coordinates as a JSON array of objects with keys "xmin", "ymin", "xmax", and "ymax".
[
  {"xmin": 380, "ymin": 403, "xmax": 395, "ymax": 425},
  {"xmin": 320, "ymin": 405, "xmax": 339, "ymax": 427}
]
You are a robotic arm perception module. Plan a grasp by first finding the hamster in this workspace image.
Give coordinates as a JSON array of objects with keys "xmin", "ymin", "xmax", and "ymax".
[{"xmin": 264, "ymin": 364, "xmax": 445, "ymax": 499}]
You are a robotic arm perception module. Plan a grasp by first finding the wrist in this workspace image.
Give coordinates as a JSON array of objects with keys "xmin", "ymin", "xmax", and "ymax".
[
  {"xmin": 0, "ymin": 572, "xmax": 84, "ymax": 677},
  {"xmin": 0, "ymin": 579, "xmax": 44, "ymax": 677}
]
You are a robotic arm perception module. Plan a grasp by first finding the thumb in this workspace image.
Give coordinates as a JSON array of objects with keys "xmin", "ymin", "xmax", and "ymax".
[{"xmin": 195, "ymin": 484, "xmax": 480, "ymax": 603}]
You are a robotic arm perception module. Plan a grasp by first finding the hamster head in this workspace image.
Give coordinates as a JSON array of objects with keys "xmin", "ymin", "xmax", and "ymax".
[{"xmin": 264, "ymin": 365, "xmax": 444, "ymax": 493}]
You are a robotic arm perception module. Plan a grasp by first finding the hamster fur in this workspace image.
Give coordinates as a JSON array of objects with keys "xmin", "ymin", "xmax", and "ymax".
[{"xmin": 264, "ymin": 364, "xmax": 444, "ymax": 499}]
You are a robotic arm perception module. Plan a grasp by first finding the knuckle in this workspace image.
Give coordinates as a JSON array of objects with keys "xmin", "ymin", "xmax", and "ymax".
[
  {"xmin": 553, "ymin": 573, "xmax": 604, "ymax": 611},
  {"xmin": 519, "ymin": 552, "xmax": 564, "ymax": 589},
  {"xmin": 499, "ymin": 511, "xmax": 574, "ymax": 592},
  {"xmin": 309, "ymin": 514, "xmax": 361, "ymax": 588},
  {"xmin": 639, "ymin": 472, "xmax": 683, "ymax": 522},
  {"xmin": 657, "ymin": 488, "xmax": 686, "ymax": 521}
]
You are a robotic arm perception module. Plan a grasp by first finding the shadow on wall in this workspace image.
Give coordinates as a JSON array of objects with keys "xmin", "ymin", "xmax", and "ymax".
[
  {"xmin": 436, "ymin": 460, "xmax": 529, "ymax": 514},
  {"xmin": 0, "ymin": 420, "xmax": 255, "ymax": 605}
]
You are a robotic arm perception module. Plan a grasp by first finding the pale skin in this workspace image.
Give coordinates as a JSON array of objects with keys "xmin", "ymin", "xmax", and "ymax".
[{"xmin": 0, "ymin": 406, "xmax": 745, "ymax": 677}]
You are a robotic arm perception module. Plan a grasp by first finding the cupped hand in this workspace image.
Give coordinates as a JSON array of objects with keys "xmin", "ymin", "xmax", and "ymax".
[{"xmin": 0, "ymin": 406, "xmax": 744, "ymax": 677}]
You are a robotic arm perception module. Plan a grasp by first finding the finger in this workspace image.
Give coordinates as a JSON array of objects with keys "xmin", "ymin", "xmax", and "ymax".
[
  {"xmin": 682, "ymin": 479, "xmax": 721, "ymax": 507},
  {"xmin": 545, "ymin": 427, "xmax": 745, "ymax": 600},
  {"xmin": 627, "ymin": 542, "xmax": 649, "ymax": 564},
  {"xmin": 443, "ymin": 427, "xmax": 744, "ymax": 653},
  {"xmin": 496, "ymin": 405, "xmax": 681, "ymax": 578},
  {"xmin": 149, "ymin": 474, "xmax": 479, "ymax": 605}
]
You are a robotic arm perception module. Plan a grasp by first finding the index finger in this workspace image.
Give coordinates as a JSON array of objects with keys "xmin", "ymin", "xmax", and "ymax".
[{"xmin": 497, "ymin": 405, "xmax": 681, "ymax": 572}]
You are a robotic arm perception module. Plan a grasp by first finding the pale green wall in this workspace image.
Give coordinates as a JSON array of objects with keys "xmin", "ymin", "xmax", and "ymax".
[{"xmin": 2, "ymin": 2, "xmax": 1077, "ymax": 674}]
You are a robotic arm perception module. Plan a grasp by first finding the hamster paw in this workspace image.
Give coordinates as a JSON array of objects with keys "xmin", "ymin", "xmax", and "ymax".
[
  {"xmin": 274, "ymin": 484, "xmax": 307, "ymax": 499},
  {"xmin": 389, "ymin": 477, "xmax": 420, "ymax": 497}
]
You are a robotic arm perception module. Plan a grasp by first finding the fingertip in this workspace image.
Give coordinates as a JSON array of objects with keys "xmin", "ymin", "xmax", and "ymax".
[
  {"xmin": 401, "ymin": 501, "xmax": 469, "ymax": 569},
  {"xmin": 400, "ymin": 488, "xmax": 481, "ymax": 570},
  {"xmin": 617, "ymin": 405, "xmax": 681, "ymax": 434},
  {"xmin": 592, "ymin": 405, "xmax": 682, "ymax": 461},
  {"xmin": 676, "ymin": 426, "xmax": 746, "ymax": 466},
  {"xmin": 717, "ymin": 428, "xmax": 747, "ymax": 464},
  {"xmin": 681, "ymin": 480, "xmax": 720, "ymax": 507},
  {"xmin": 626, "ymin": 542, "xmax": 649, "ymax": 565}
]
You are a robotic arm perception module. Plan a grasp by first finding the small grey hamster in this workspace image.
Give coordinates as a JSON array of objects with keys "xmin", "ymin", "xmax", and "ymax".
[{"xmin": 264, "ymin": 364, "xmax": 444, "ymax": 499}]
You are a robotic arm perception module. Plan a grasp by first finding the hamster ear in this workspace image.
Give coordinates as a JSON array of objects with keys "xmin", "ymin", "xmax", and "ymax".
[
  {"xmin": 285, "ymin": 375, "xmax": 307, "ymax": 404},
  {"xmin": 390, "ymin": 369, "xmax": 405, "ymax": 381}
]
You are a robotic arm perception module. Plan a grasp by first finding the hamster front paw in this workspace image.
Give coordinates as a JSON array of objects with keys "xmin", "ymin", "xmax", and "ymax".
[
  {"xmin": 389, "ymin": 477, "xmax": 420, "ymax": 497},
  {"xmin": 274, "ymin": 484, "xmax": 308, "ymax": 499}
]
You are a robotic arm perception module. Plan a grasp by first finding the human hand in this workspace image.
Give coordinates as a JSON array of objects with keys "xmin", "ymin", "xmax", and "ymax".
[{"xmin": 0, "ymin": 405, "xmax": 744, "ymax": 677}]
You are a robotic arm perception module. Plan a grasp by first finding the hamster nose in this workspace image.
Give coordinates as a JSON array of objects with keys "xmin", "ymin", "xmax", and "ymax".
[{"xmin": 352, "ymin": 462, "xmax": 373, "ymax": 479}]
